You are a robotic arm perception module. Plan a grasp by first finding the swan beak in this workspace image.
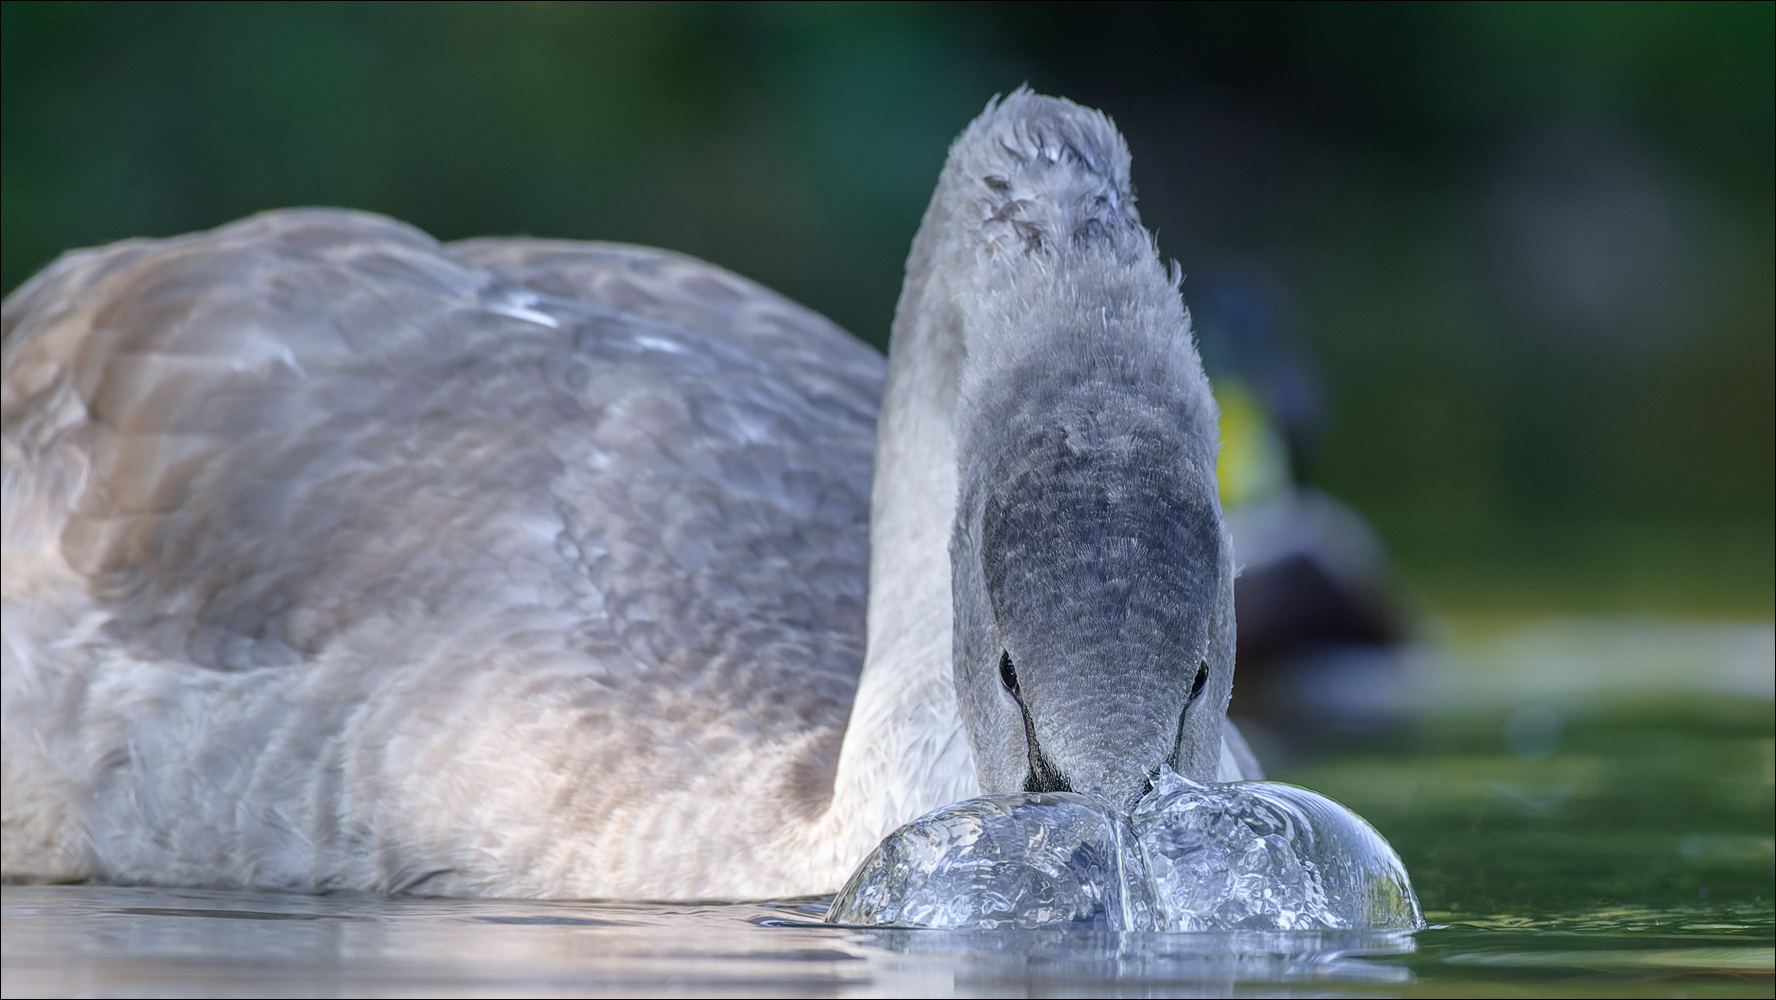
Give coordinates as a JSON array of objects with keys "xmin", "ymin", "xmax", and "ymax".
[{"xmin": 1006, "ymin": 640, "xmax": 1214, "ymax": 809}]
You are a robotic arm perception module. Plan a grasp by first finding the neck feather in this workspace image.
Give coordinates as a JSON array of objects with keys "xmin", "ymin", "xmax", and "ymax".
[
  {"xmin": 795, "ymin": 112, "xmax": 995, "ymax": 882},
  {"xmin": 796, "ymin": 92, "xmax": 1209, "ymax": 885}
]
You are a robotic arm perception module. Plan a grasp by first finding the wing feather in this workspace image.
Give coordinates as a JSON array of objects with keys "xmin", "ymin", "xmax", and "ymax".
[{"xmin": 4, "ymin": 210, "xmax": 880, "ymax": 676}]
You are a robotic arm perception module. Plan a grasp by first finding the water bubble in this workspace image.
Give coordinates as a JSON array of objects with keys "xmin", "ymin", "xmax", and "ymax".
[
  {"xmin": 827, "ymin": 771, "xmax": 1423, "ymax": 932},
  {"xmin": 824, "ymin": 793, "xmax": 1154, "ymax": 930}
]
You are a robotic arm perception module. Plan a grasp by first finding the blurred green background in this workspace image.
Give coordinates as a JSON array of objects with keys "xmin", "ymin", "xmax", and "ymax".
[{"xmin": 4, "ymin": 1, "xmax": 1771, "ymax": 622}]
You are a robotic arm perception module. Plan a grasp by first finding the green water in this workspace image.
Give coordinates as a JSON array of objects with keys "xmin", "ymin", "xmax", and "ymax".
[
  {"xmin": 1288, "ymin": 695, "xmax": 1775, "ymax": 997},
  {"xmin": 4, "ymin": 696, "xmax": 1770, "ymax": 997},
  {"xmin": 1295, "ymin": 698, "xmax": 1773, "ymax": 918}
]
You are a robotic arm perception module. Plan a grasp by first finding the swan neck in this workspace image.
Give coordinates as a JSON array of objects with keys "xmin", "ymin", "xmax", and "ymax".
[{"xmin": 808, "ymin": 173, "xmax": 984, "ymax": 882}]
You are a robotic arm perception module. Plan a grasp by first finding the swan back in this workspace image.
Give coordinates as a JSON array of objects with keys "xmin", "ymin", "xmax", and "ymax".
[{"xmin": 2, "ymin": 210, "xmax": 884, "ymax": 897}]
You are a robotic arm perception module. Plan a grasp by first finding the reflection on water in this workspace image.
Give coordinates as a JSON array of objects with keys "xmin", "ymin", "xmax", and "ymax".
[
  {"xmin": 4, "ymin": 885, "xmax": 1421, "ymax": 998},
  {"xmin": 5, "ymin": 668, "xmax": 1771, "ymax": 997},
  {"xmin": 2, "ymin": 885, "xmax": 1769, "ymax": 998}
]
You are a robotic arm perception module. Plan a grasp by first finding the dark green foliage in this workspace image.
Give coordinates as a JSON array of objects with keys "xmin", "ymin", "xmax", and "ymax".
[{"xmin": 4, "ymin": 2, "xmax": 1770, "ymax": 612}]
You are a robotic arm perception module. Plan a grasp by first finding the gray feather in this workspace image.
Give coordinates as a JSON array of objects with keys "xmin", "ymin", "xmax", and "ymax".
[{"xmin": 3, "ymin": 208, "xmax": 882, "ymax": 896}]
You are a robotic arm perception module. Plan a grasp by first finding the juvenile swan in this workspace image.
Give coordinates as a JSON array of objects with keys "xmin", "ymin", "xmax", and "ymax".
[{"xmin": 1, "ymin": 93, "xmax": 1257, "ymax": 899}]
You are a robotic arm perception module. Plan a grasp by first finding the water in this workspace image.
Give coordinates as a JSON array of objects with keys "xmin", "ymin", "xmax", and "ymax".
[
  {"xmin": 825, "ymin": 775, "xmax": 1421, "ymax": 932},
  {"xmin": 4, "ymin": 886, "xmax": 1766, "ymax": 997},
  {"xmin": 1132, "ymin": 775, "xmax": 1420, "ymax": 932},
  {"xmin": 824, "ymin": 792, "xmax": 1153, "ymax": 931},
  {"xmin": 5, "ymin": 646, "xmax": 1771, "ymax": 997}
]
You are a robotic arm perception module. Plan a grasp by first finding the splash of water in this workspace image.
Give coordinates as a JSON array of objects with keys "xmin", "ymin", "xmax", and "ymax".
[{"xmin": 827, "ymin": 770, "xmax": 1423, "ymax": 932}]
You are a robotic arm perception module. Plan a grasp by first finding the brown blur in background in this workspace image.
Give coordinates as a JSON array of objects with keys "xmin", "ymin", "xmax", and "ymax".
[{"xmin": 4, "ymin": 1, "xmax": 1770, "ymax": 623}]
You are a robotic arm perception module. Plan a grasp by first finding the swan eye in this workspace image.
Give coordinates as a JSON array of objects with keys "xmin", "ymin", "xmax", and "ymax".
[
  {"xmin": 999, "ymin": 651, "xmax": 1020, "ymax": 695},
  {"xmin": 1188, "ymin": 660, "xmax": 1209, "ymax": 703}
]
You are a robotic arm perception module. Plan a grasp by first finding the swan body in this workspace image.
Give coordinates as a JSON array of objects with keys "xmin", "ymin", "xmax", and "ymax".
[{"xmin": 2, "ymin": 93, "xmax": 1256, "ymax": 900}]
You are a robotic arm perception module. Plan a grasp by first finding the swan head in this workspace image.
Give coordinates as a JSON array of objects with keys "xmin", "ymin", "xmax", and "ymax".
[{"xmin": 938, "ymin": 92, "xmax": 1236, "ymax": 807}]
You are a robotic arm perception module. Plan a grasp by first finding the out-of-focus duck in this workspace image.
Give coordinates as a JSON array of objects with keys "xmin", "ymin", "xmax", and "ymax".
[{"xmin": 1191, "ymin": 265, "xmax": 1409, "ymax": 737}]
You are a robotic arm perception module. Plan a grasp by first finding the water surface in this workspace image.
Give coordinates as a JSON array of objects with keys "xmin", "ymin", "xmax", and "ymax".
[{"xmin": 5, "ymin": 884, "xmax": 1768, "ymax": 998}]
